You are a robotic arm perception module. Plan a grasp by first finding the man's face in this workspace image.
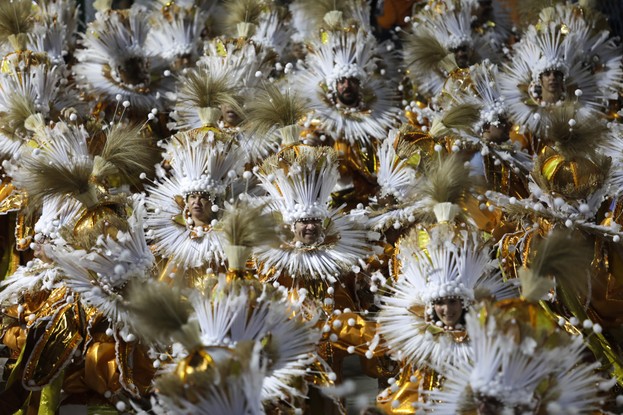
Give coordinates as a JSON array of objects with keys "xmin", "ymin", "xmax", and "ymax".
[
  {"xmin": 293, "ymin": 219, "xmax": 323, "ymax": 245},
  {"xmin": 186, "ymin": 193, "xmax": 213, "ymax": 225},
  {"xmin": 220, "ymin": 103, "xmax": 242, "ymax": 127},
  {"xmin": 336, "ymin": 77, "xmax": 361, "ymax": 107},
  {"xmin": 451, "ymin": 44, "xmax": 472, "ymax": 69},
  {"xmin": 433, "ymin": 297, "xmax": 464, "ymax": 327},
  {"xmin": 481, "ymin": 119, "xmax": 511, "ymax": 143}
]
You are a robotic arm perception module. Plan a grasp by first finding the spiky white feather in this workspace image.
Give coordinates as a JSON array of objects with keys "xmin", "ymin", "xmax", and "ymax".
[
  {"xmin": 377, "ymin": 228, "xmax": 517, "ymax": 370},
  {"xmin": 295, "ymin": 29, "xmax": 401, "ymax": 146},
  {"xmin": 73, "ymin": 8, "xmax": 174, "ymax": 111},
  {"xmin": 44, "ymin": 197, "xmax": 154, "ymax": 327},
  {"xmin": 428, "ymin": 306, "xmax": 606, "ymax": 414},
  {"xmin": 188, "ymin": 281, "xmax": 320, "ymax": 401}
]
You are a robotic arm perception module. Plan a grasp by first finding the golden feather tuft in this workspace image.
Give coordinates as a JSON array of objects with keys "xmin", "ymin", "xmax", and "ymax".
[
  {"xmin": 0, "ymin": 0, "xmax": 34, "ymax": 43},
  {"xmin": 517, "ymin": 0, "xmax": 563, "ymax": 27},
  {"xmin": 523, "ymin": 230, "xmax": 593, "ymax": 301},
  {"xmin": 241, "ymin": 83, "xmax": 310, "ymax": 138},
  {"xmin": 403, "ymin": 32, "xmax": 452, "ymax": 75},
  {"xmin": 293, "ymin": 0, "xmax": 362, "ymax": 28},
  {"xmin": 179, "ymin": 69, "xmax": 243, "ymax": 115},
  {"xmin": 0, "ymin": 94, "xmax": 37, "ymax": 140},
  {"xmin": 127, "ymin": 281, "xmax": 201, "ymax": 350},
  {"xmin": 429, "ymin": 103, "xmax": 481, "ymax": 139},
  {"xmin": 223, "ymin": 0, "xmax": 266, "ymax": 34},
  {"xmin": 541, "ymin": 105, "xmax": 608, "ymax": 158},
  {"xmin": 217, "ymin": 201, "xmax": 280, "ymax": 248},
  {"xmin": 419, "ymin": 153, "xmax": 473, "ymax": 205},
  {"xmin": 97, "ymin": 123, "xmax": 159, "ymax": 186},
  {"xmin": 15, "ymin": 156, "xmax": 92, "ymax": 211}
]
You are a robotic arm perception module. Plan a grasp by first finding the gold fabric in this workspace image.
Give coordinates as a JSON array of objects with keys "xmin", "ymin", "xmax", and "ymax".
[
  {"xmin": 82, "ymin": 341, "xmax": 121, "ymax": 395},
  {"xmin": 537, "ymin": 146, "xmax": 606, "ymax": 200},
  {"xmin": 377, "ymin": 367, "xmax": 441, "ymax": 414},
  {"xmin": 22, "ymin": 300, "xmax": 85, "ymax": 389},
  {"xmin": 327, "ymin": 312, "xmax": 382, "ymax": 357}
]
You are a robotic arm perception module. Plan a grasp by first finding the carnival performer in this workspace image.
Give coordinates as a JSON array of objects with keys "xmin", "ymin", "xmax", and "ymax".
[
  {"xmin": 143, "ymin": 127, "xmax": 248, "ymax": 288},
  {"xmin": 0, "ymin": 116, "xmax": 158, "ymax": 412},
  {"xmin": 427, "ymin": 230, "xmax": 615, "ymax": 414},
  {"xmin": 294, "ymin": 19, "xmax": 401, "ymax": 207},
  {"xmin": 375, "ymin": 208, "xmax": 517, "ymax": 413}
]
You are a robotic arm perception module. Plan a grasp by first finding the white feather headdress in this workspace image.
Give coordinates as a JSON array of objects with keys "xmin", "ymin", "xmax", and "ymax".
[
  {"xmin": 403, "ymin": 3, "xmax": 500, "ymax": 99},
  {"xmin": 377, "ymin": 227, "xmax": 517, "ymax": 370},
  {"xmin": 142, "ymin": 280, "xmax": 320, "ymax": 409},
  {"xmin": 0, "ymin": 194, "xmax": 80, "ymax": 305},
  {"xmin": 28, "ymin": 0, "xmax": 80, "ymax": 65},
  {"xmin": 73, "ymin": 7, "xmax": 174, "ymax": 113},
  {"xmin": 43, "ymin": 196, "xmax": 154, "ymax": 338},
  {"xmin": 144, "ymin": 5, "xmax": 207, "ymax": 66},
  {"xmin": 427, "ymin": 302, "xmax": 609, "ymax": 414},
  {"xmin": 295, "ymin": 28, "xmax": 401, "ymax": 146},
  {"xmin": 258, "ymin": 146, "xmax": 338, "ymax": 224},
  {"xmin": 254, "ymin": 146, "xmax": 373, "ymax": 282},
  {"xmin": 144, "ymin": 129, "xmax": 246, "ymax": 270},
  {"xmin": 157, "ymin": 343, "xmax": 267, "ymax": 415},
  {"xmin": 0, "ymin": 62, "xmax": 80, "ymax": 156},
  {"xmin": 288, "ymin": 0, "xmax": 372, "ymax": 43},
  {"xmin": 355, "ymin": 129, "xmax": 423, "ymax": 232},
  {"xmin": 190, "ymin": 280, "xmax": 321, "ymax": 402},
  {"xmin": 499, "ymin": 20, "xmax": 622, "ymax": 135}
]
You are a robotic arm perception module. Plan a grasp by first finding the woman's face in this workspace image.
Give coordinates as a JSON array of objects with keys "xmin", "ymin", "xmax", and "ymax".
[
  {"xmin": 433, "ymin": 297, "xmax": 464, "ymax": 327},
  {"xmin": 539, "ymin": 70, "xmax": 565, "ymax": 103}
]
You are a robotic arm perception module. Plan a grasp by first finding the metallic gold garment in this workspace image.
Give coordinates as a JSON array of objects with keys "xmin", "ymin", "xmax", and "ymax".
[{"xmin": 377, "ymin": 366, "xmax": 442, "ymax": 414}]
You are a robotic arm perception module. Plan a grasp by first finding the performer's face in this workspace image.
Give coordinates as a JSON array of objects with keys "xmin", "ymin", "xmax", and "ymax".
[
  {"xmin": 336, "ymin": 77, "xmax": 361, "ymax": 107},
  {"xmin": 293, "ymin": 219, "xmax": 323, "ymax": 245},
  {"xmin": 220, "ymin": 103, "xmax": 242, "ymax": 126},
  {"xmin": 433, "ymin": 297, "xmax": 463, "ymax": 327},
  {"xmin": 482, "ymin": 119, "xmax": 511, "ymax": 143},
  {"xmin": 539, "ymin": 70, "xmax": 565, "ymax": 103},
  {"xmin": 451, "ymin": 44, "xmax": 472, "ymax": 69},
  {"xmin": 186, "ymin": 193, "xmax": 213, "ymax": 226}
]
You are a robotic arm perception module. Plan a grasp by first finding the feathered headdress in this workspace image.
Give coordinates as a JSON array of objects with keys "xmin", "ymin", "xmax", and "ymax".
[
  {"xmin": 403, "ymin": 3, "xmax": 500, "ymax": 99},
  {"xmin": 0, "ymin": 61, "xmax": 81, "ymax": 156},
  {"xmin": 288, "ymin": 0, "xmax": 372, "ymax": 43},
  {"xmin": 165, "ymin": 129, "xmax": 245, "ymax": 200},
  {"xmin": 0, "ymin": 0, "xmax": 35, "ymax": 55},
  {"xmin": 5, "ymin": 119, "xmax": 156, "ymax": 211},
  {"xmin": 427, "ymin": 299, "xmax": 609, "ymax": 414},
  {"xmin": 353, "ymin": 128, "xmax": 422, "ymax": 233},
  {"xmin": 144, "ymin": 4, "xmax": 207, "ymax": 69},
  {"xmin": 254, "ymin": 145, "xmax": 373, "ymax": 282},
  {"xmin": 499, "ymin": 20, "xmax": 622, "ymax": 135},
  {"xmin": 241, "ymin": 82, "xmax": 310, "ymax": 147},
  {"xmin": 73, "ymin": 7, "xmax": 174, "ymax": 113},
  {"xmin": 143, "ymin": 128, "xmax": 247, "ymax": 270},
  {"xmin": 258, "ymin": 146, "xmax": 338, "ymax": 224},
  {"xmin": 295, "ymin": 28, "xmax": 401, "ymax": 146},
  {"xmin": 377, "ymin": 227, "xmax": 518, "ymax": 370},
  {"xmin": 200, "ymin": 37, "xmax": 278, "ymax": 91},
  {"xmin": 27, "ymin": 0, "xmax": 80, "ymax": 65},
  {"xmin": 128, "ymin": 279, "xmax": 320, "ymax": 408},
  {"xmin": 169, "ymin": 66, "xmax": 243, "ymax": 130},
  {"xmin": 44, "ymin": 196, "xmax": 154, "ymax": 341}
]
